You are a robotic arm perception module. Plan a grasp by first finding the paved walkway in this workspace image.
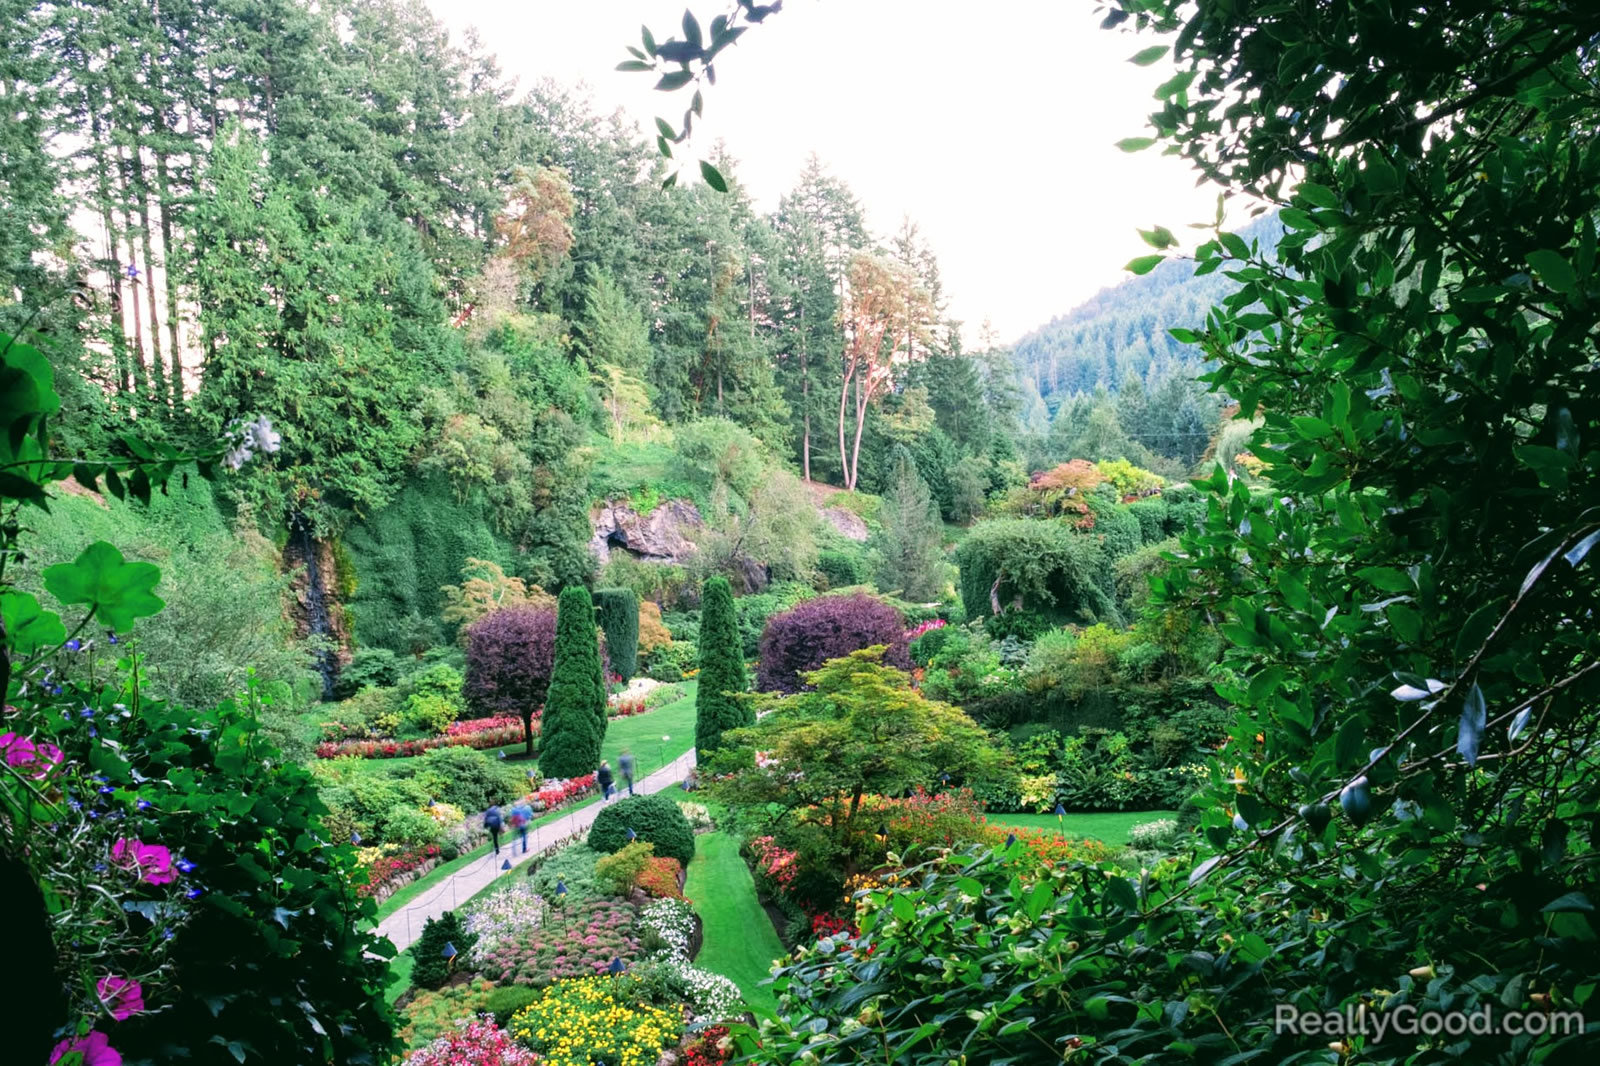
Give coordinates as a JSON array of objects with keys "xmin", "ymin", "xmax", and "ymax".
[{"xmin": 375, "ymin": 749, "xmax": 698, "ymax": 952}]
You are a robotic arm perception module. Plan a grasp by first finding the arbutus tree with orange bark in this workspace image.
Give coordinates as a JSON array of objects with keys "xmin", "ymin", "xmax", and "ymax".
[{"xmin": 835, "ymin": 252, "xmax": 935, "ymax": 491}]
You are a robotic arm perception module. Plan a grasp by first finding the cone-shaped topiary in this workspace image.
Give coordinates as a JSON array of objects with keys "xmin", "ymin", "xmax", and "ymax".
[
  {"xmin": 587, "ymin": 793, "xmax": 695, "ymax": 865},
  {"xmin": 695, "ymin": 576, "xmax": 750, "ymax": 758},
  {"xmin": 539, "ymin": 586, "xmax": 608, "ymax": 779},
  {"xmin": 593, "ymin": 587, "xmax": 640, "ymax": 681}
]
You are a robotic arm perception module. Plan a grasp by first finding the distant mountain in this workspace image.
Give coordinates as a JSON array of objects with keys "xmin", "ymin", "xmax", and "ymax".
[{"xmin": 1012, "ymin": 214, "xmax": 1282, "ymax": 410}]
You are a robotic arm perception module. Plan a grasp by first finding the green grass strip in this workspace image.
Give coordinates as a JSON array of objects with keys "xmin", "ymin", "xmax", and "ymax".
[
  {"xmin": 984, "ymin": 809, "xmax": 1179, "ymax": 846},
  {"xmin": 685, "ymin": 832, "xmax": 785, "ymax": 1020}
]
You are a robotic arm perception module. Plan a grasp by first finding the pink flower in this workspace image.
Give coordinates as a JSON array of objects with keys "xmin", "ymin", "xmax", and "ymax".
[
  {"xmin": 96, "ymin": 975, "xmax": 145, "ymax": 1020},
  {"xmin": 49, "ymin": 1031, "xmax": 122, "ymax": 1066},
  {"xmin": 110, "ymin": 838, "xmax": 176, "ymax": 885},
  {"xmin": 0, "ymin": 731, "xmax": 63, "ymax": 779}
]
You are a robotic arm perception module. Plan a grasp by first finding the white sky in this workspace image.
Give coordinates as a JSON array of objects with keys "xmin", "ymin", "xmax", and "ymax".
[{"xmin": 427, "ymin": 0, "xmax": 1228, "ymax": 342}]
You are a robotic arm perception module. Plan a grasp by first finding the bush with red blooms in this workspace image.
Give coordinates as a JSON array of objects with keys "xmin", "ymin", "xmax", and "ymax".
[
  {"xmin": 755, "ymin": 592, "xmax": 909, "ymax": 694},
  {"xmin": 402, "ymin": 1014, "xmax": 535, "ymax": 1065},
  {"xmin": 447, "ymin": 714, "xmax": 522, "ymax": 736},
  {"xmin": 810, "ymin": 913, "xmax": 860, "ymax": 940},
  {"xmin": 684, "ymin": 1025, "xmax": 732, "ymax": 1066},
  {"xmin": 635, "ymin": 856, "xmax": 686, "ymax": 900},
  {"xmin": 748, "ymin": 835, "xmax": 798, "ymax": 897},
  {"xmin": 357, "ymin": 844, "xmax": 442, "ymax": 898},
  {"xmin": 314, "ymin": 719, "xmax": 525, "ymax": 759}
]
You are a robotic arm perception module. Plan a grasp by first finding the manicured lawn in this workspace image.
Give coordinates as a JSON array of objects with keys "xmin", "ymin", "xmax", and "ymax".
[
  {"xmin": 685, "ymin": 832, "xmax": 785, "ymax": 1019},
  {"xmin": 383, "ymin": 950, "xmax": 415, "ymax": 1006},
  {"xmin": 986, "ymin": 810, "xmax": 1180, "ymax": 846}
]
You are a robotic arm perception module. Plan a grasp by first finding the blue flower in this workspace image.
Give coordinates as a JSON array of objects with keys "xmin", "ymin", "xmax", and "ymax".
[
  {"xmin": 162, "ymin": 928, "xmax": 174, "ymax": 940},
  {"xmin": 185, "ymin": 887, "xmax": 204, "ymax": 900},
  {"xmin": 106, "ymin": 632, "xmax": 119, "ymax": 645},
  {"xmin": 136, "ymin": 799, "xmax": 153, "ymax": 811},
  {"xmin": 98, "ymin": 786, "xmax": 115, "ymax": 795},
  {"xmin": 65, "ymin": 639, "xmax": 82, "ymax": 652},
  {"xmin": 80, "ymin": 708, "xmax": 95, "ymax": 719},
  {"xmin": 176, "ymin": 859, "xmax": 197, "ymax": 874}
]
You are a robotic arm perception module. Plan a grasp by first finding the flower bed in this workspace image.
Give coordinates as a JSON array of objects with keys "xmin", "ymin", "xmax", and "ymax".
[
  {"xmin": 463, "ymin": 883, "xmax": 546, "ymax": 955},
  {"xmin": 531, "ymin": 773, "xmax": 596, "ymax": 812},
  {"xmin": 476, "ymin": 899, "xmax": 641, "ymax": 986},
  {"xmin": 315, "ymin": 720, "xmax": 526, "ymax": 760},
  {"xmin": 404, "ymin": 1014, "xmax": 534, "ymax": 1065},
  {"xmin": 448, "ymin": 714, "xmax": 523, "ymax": 737},
  {"xmin": 357, "ymin": 843, "xmax": 442, "ymax": 900},
  {"xmin": 508, "ymin": 977, "xmax": 681, "ymax": 1066}
]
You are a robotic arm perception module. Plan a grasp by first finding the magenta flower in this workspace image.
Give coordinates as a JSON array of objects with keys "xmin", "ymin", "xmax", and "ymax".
[
  {"xmin": 1, "ymin": 731, "xmax": 63, "ymax": 779},
  {"xmin": 96, "ymin": 975, "xmax": 145, "ymax": 1020},
  {"xmin": 110, "ymin": 838, "xmax": 176, "ymax": 886},
  {"xmin": 49, "ymin": 1030, "xmax": 122, "ymax": 1066}
]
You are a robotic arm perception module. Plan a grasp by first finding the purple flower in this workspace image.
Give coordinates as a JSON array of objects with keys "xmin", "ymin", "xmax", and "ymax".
[
  {"xmin": 111, "ymin": 838, "xmax": 176, "ymax": 885},
  {"xmin": 50, "ymin": 1030, "xmax": 122, "ymax": 1066},
  {"xmin": 96, "ymin": 975, "xmax": 145, "ymax": 1021}
]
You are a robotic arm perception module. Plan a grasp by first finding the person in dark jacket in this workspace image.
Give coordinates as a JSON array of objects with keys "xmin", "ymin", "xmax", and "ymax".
[
  {"xmin": 617, "ymin": 750, "xmax": 636, "ymax": 796},
  {"xmin": 484, "ymin": 804, "xmax": 504, "ymax": 855},
  {"xmin": 597, "ymin": 761, "xmax": 615, "ymax": 800},
  {"xmin": 509, "ymin": 801, "xmax": 533, "ymax": 853}
]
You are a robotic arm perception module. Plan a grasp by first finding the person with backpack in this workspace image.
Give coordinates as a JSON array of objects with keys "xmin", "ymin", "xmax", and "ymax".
[
  {"xmin": 483, "ymin": 804, "xmax": 504, "ymax": 855},
  {"xmin": 596, "ymin": 761, "xmax": 615, "ymax": 801},
  {"xmin": 617, "ymin": 750, "xmax": 636, "ymax": 796},
  {"xmin": 509, "ymin": 801, "xmax": 533, "ymax": 853}
]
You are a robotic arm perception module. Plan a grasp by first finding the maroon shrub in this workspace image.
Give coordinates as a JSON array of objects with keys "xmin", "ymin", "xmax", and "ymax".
[
  {"xmin": 756, "ymin": 592, "xmax": 910, "ymax": 693},
  {"xmin": 464, "ymin": 606, "xmax": 557, "ymax": 755}
]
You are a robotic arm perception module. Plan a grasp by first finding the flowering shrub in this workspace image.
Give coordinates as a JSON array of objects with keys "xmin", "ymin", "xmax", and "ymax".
[
  {"xmin": 356, "ymin": 844, "xmax": 441, "ymax": 899},
  {"xmin": 399, "ymin": 979, "xmax": 496, "ymax": 1050},
  {"xmin": 748, "ymin": 836, "xmax": 798, "ymax": 896},
  {"xmin": 475, "ymin": 899, "xmax": 641, "ymax": 986},
  {"xmin": 811, "ymin": 913, "xmax": 860, "ymax": 941},
  {"xmin": 462, "ymin": 883, "xmax": 545, "ymax": 955},
  {"xmin": 904, "ymin": 618, "xmax": 947, "ymax": 642},
  {"xmin": 635, "ymin": 856, "xmax": 685, "ymax": 900},
  {"xmin": 676, "ymin": 800, "xmax": 714, "ymax": 831},
  {"xmin": 684, "ymin": 1024, "xmax": 732, "ymax": 1066},
  {"xmin": 404, "ymin": 1015, "xmax": 535, "ymax": 1066},
  {"xmin": 508, "ymin": 977, "xmax": 681, "ymax": 1066},
  {"xmin": 447, "ymin": 714, "xmax": 523, "ymax": 737},
  {"xmin": 636, "ymin": 950, "xmax": 742, "ymax": 1027},
  {"xmin": 607, "ymin": 695, "xmax": 649, "ymax": 718}
]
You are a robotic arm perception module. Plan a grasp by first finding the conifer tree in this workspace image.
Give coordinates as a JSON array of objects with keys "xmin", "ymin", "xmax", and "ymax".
[
  {"xmin": 593, "ymin": 587, "xmax": 640, "ymax": 682},
  {"xmin": 694, "ymin": 576, "xmax": 749, "ymax": 758},
  {"xmin": 539, "ymin": 586, "xmax": 607, "ymax": 779},
  {"xmin": 875, "ymin": 447, "xmax": 947, "ymax": 602}
]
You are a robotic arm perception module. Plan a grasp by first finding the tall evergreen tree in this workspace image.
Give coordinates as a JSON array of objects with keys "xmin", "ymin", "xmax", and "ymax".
[
  {"xmin": 694, "ymin": 576, "xmax": 749, "ymax": 758},
  {"xmin": 875, "ymin": 447, "xmax": 947, "ymax": 602},
  {"xmin": 539, "ymin": 585, "xmax": 607, "ymax": 779}
]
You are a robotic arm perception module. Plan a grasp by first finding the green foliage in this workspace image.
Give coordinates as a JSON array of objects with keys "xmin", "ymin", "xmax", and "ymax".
[
  {"xmin": 1087, "ymin": 498, "xmax": 1142, "ymax": 560},
  {"xmin": 335, "ymin": 647, "xmax": 404, "ymax": 699},
  {"xmin": 539, "ymin": 586, "xmax": 607, "ymax": 778},
  {"xmin": 587, "ymin": 793, "xmax": 696, "ymax": 865},
  {"xmin": 955, "ymin": 517, "xmax": 1119, "ymax": 624},
  {"xmin": 594, "ymin": 840, "xmax": 658, "ymax": 894},
  {"xmin": 814, "ymin": 547, "xmax": 865, "ymax": 589},
  {"xmin": 484, "ymin": 984, "xmax": 539, "ymax": 1028},
  {"xmin": 594, "ymin": 587, "xmax": 641, "ymax": 681},
  {"xmin": 411, "ymin": 910, "xmax": 475, "ymax": 991},
  {"xmin": 731, "ymin": 580, "xmax": 814, "ymax": 658},
  {"xmin": 694, "ymin": 576, "xmax": 750, "ymax": 757},
  {"xmin": 528, "ymin": 844, "xmax": 606, "ymax": 903},
  {"xmin": 873, "ymin": 447, "xmax": 948, "ymax": 601}
]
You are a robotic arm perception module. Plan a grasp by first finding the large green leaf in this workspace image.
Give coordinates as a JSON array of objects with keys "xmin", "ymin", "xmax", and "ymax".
[{"xmin": 41, "ymin": 541, "xmax": 165, "ymax": 633}]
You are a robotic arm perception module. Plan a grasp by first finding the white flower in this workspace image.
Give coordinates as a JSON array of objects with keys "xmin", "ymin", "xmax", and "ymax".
[
  {"xmin": 247, "ymin": 415, "xmax": 282, "ymax": 455},
  {"xmin": 462, "ymin": 883, "xmax": 545, "ymax": 954}
]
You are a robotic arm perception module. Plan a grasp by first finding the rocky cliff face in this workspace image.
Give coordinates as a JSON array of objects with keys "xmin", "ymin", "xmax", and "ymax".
[
  {"xmin": 819, "ymin": 506, "xmax": 870, "ymax": 542},
  {"xmin": 589, "ymin": 499, "xmax": 704, "ymax": 565}
]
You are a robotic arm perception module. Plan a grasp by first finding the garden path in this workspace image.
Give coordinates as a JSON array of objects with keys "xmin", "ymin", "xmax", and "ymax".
[{"xmin": 374, "ymin": 748, "xmax": 698, "ymax": 952}]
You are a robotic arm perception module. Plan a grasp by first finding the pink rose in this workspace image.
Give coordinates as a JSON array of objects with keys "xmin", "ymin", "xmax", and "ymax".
[
  {"xmin": 49, "ymin": 1031, "xmax": 122, "ymax": 1066},
  {"xmin": 96, "ymin": 975, "xmax": 145, "ymax": 1020},
  {"xmin": 111, "ymin": 838, "xmax": 176, "ymax": 886}
]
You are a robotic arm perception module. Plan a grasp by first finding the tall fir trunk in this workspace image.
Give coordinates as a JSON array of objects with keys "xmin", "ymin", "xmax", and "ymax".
[{"xmin": 130, "ymin": 148, "xmax": 167, "ymax": 412}]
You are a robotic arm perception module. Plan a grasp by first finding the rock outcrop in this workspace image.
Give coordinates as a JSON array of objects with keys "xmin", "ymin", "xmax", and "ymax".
[
  {"xmin": 589, "ymin": 499, "xmax": 703, "ymax": 565},
  {"xmin": 820, "ymin": 506, "xmax": 870, "ymax": 542}
]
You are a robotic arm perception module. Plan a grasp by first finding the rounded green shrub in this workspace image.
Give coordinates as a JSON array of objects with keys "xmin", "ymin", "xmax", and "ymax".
[
  {"xmin": 587, "ymin": 793, "xmax": 695, "ymax": 865},
  {"xmin": 486, "ymin": 984, "xmax": 538, "ymax": 1027}
]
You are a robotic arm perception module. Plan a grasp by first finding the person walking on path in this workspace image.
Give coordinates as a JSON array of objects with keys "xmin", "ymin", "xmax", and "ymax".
[
  {"xmin": 617, "ymin": 750, "xmax": 636, "ymax": 796},
  {"xmin": 484, "ymin": 804, "xmax": 504, "ymax": 855},
  {"xmin": 509, "ymin": 801, "xmax": 533, "ymax": 853},
  {"xmin": 597, "ymin": 761, "xmax": 615, "ymax": 801}
]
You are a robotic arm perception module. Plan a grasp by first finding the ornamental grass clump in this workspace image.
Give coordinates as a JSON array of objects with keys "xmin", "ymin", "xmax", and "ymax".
[
  {"xmin": 508, "ymin": 977, "xmax": 682, "ymax": 1066},
  {"xmin": 475, "ymin": 898, "xmax": 640, "ymax": 986}
]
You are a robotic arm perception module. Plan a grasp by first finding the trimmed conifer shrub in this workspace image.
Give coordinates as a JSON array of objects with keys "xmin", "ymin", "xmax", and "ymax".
[
  {"xmin": 412, "ymin": 910, "xmax": 477, "ymax": 990},
  {"xmin": 756, "ymin": 592, "xmax": 909, "ymax": 694},
  {"xmin": 593, "ymin": 587, "xmax": 640, "ymax": 681},
  {"xmin": 539, "ymin": 586, "xmax": 607, "ymax": 779},
  {"xmin": 587, "ymin": 793, "xmax": 695, "ymax": 865},
  {"xmin": 694, "ymin": 576, "xmax": 749, "ymax": 758}
]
